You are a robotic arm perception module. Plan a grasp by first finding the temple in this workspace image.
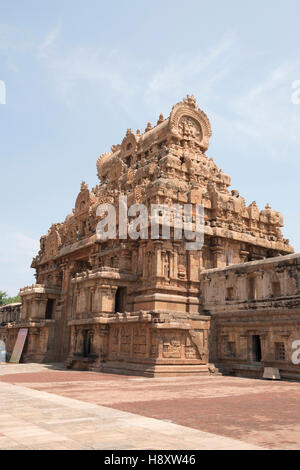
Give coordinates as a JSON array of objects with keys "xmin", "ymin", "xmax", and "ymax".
[{"xmin": 1, "ymin": 95, "xmax": 299, "ymax": 380}]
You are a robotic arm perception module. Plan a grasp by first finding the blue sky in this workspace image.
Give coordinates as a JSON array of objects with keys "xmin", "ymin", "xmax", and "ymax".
[{"xmin": 1, "ymin": 0, "xmax": 300, "ymax": 295}]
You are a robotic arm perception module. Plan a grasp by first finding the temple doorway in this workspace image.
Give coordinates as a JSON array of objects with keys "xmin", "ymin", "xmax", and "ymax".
[
  {"xmin": 45, "ymin": 299, "xmax": 55, "ymax": 319},
  {"xmin": 115, "ymin": 287, "xmax": 127, "ymax": 313},
  {"xmin": 83, "ymin": 330, "xmax": 92, "ymax": 357},
  {"xmin": 252, "ymin": 335, "xmax": 262, "ymax": 362}
]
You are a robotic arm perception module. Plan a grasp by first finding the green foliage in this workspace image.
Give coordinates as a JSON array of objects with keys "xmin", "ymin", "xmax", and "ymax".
[
  {"xmin": 0, "ymin": 292, "xmax": 21, "ymax": 306},
  {"xmin": 3, "ymin": 296, "xmax": 21, "ymax": 305},
  {"xmin": 0, "ymin": 291, "xmax": 7, "ymax": 306}
]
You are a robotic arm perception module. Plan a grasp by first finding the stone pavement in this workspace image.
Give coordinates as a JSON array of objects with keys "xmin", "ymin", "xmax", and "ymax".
[
  {"xmin": 0, "ymin": 363, "xmax": 299, "ymax": 450},
  {"xmin": 0, "ymin": 380, "xmax": 261, "ymax": 450}
]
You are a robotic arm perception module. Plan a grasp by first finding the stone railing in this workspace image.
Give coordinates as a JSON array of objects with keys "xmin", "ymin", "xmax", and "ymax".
[
  {"xmin": 201, "ymin": 253, "xmax": 300, "ymax": 313},
  {"xmin": 0, "ymin": 303, "xmax": 21, "ymax": 324},
  {"xmin": 19, "ymin": 284, "xmax": 61, "ymax": 296}
]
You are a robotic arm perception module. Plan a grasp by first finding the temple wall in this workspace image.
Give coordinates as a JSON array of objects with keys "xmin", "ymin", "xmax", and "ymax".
[
  {"xmin": 7, "ymin": 96, "xmax": 298, "ymax": 377},
  {"xmin": 66, "ymin": 316, "xmax": 211, "ymax": 377},
  {"xmin": 201, "ymin": 253, "xmax": 300, "ymax": 380},
  {"xmin": 61, "ymin": 267, "xmax": 211, "ymax": 376},
  {"xmin": 0, "ymin": 303, "xmax": 21, "ymax": 324}
]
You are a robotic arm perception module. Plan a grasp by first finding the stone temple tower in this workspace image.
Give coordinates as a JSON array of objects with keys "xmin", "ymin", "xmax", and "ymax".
[{"xmin": 7, "ymin": 95, "xmax": 294, "ymax": 376}]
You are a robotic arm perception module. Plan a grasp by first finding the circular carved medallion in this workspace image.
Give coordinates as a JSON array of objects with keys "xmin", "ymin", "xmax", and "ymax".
[{"xmin": 178, "ymin": 116, "xmax": 202, "ymax": 140}]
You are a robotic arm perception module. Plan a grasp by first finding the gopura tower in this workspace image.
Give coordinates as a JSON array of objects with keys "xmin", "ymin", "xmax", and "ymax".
[{"xmin": 16, "ymin": 95, "xmax": 293, "ymax": 375}]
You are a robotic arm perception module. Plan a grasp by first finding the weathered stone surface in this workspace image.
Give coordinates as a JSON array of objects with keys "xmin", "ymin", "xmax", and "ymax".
[
  {"xmin": 1, "ymin": 96, "xmax": 298, "ymax": 378},
  {"xmin": 263, "ymin": 367, "xmax": 281, "ymax": 380},
  {"xmin": 201, "ymin": 253, "xmax": 300, "ymax": 380}
]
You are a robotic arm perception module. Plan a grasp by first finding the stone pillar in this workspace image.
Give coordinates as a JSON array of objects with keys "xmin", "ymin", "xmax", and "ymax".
[
  {"xmin": 57, "ymin": 260, "xmax": 73, "ymax": 360},
  {"xmin": 119, "ymin": 249, "xmax": 132, "ymax": 271},
  {"xmin": 173, "ymin": 243, "xmax": 180, "ymax": 279},
  {"xmin": 240, "ymin": 250, "xmax": 250, "ymax": 263},
  {"xmin": 30, "ymin": 297, "xmax": 47, "ymax": 320},
  {"xmin": 237, "ymin": 274, "xmax": 247, "ymax": 301},
  {"xmin": 239, "ymin": 335, "xmax": 248, "ymax": 360},
  {"xmin": 153, "ymin": 241, "xmax": 163, "ymax": 278},
  {"xmin": 211, "ymin": 245, "xmax": 224, "ymax": 268},
  {"xmin": 37, "ymin": 298, "xmax": 48, "ymax": 319},
  {"xmin": 100, "ymin": 324, "xmax": 109, "ymax": 354},
  {"xmin": 188, "ymin": 251, "xmax": 201, "ymax": 282},
  {"xmin": 95, "ymin": 285, "xmax": 118, "ymax": 315},
  {"xmin": 256, "ymin": 272, "xmax": 265, "ymax": 299},
  {"xmin": 90, "ymin": 287, "xmax": 95, "ymax": 315},
  {"xmin": 260, "ymin": 333, "xmax": 268, "ymax": 361}
]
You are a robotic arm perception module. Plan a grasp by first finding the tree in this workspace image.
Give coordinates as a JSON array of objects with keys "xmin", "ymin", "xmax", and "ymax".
[
  {"xmin": 0, "ymin": 292, "xmax": 21, "ymax": 306},
  {"xmin": 3, "ymin": 295, "xmax": 21, "ymax": 305},
  {"xmin": 0, "ymin": 291, "xmax": 7, "ymax": 306}
]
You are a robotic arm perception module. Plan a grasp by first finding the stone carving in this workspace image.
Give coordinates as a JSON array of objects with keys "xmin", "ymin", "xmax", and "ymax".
[
  {"xmin": 185, "ymin": 335, "xmax": 198, "ymax": 359},
  {"xmin": 162, "ymin": 335, "xmax": 181, "ymax": 358},
  {"xmin": 120, "ymin": 326, "xmax": 131, "ymax": 354},
  {"xmin": 189, "ymin": 330, "xmax": 205, "ymax": 360},
  {"xmin": 44, "ymin": 225, "xmax": 62, "ymax": 258},
  {"xmin": 5, "ymin": 95, "xmax": 296, "ymax": 378},
  {"xmin": 178, "ymin": 116, "xmax": 202, "ymax": 140},
  {"xmin": 111, "ymin": 326, "xmax": 119, "ymax": 354},
  {"xmin": 133, "ymin": 326, "xmax": 147, "ymax": 356}
]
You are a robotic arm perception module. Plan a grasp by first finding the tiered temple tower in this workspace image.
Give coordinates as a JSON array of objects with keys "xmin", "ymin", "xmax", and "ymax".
[{"xmin": 4, "ymin": 96, "xmax": 294, "ymax": 376}]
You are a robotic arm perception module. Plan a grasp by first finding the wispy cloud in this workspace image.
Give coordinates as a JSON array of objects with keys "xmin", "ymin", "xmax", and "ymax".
[
  {"xmin": 37, "ymin": 25, "xmax": 236, "ymax": 116},
  {"xmin": 144, "ymin": 33, "xmax": 236, "ymax": 114},
  {"xmin": 0, "ymin": 23, "xmax": 32, "ymax": 53},
  {"xmin": 0, "ymin": 23, "xmax": 34, "ymax": 73},
  {"xmin": 227, "ymin": 60, "xmax": 300, "ymax": 156},
  {"xmin": 37, "ymin": 21, "xmax": 61, "ymax": 60},
  {"xmin": 36, "ymin": 23, "xmax": 300, "ymax": 159},
  {"xmin": 37, "ymin": 24, "xmax": 145, "ymax": 109},
  {"xmin": 12, "ymin": 232, "xmax": 39, "ymax": 256}
]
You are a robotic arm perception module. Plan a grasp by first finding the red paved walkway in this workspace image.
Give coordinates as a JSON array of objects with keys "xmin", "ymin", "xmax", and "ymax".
[{"xmin": 0, "ymin": 367, "xmax": 299, "ymax": 449}]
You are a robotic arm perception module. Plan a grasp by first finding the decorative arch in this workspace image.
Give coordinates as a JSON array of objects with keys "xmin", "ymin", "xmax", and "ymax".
[
  {"xmin": 44, "ymin": 225, "xmax": 62, "ymax": 257},
  {"xmin": 120, "ymin": 129, "xmax": 138, "ymax": 167},
  {"xmin": 74, "ymin": 181, "xmax": 93, "ymax": 217},
  {"xmin": 121, "ymin": 129, "xmax": 137, "ymax": 154},
  {"xmin": 169, "ymin": 95, "xmax": 212, "ymax": 151},
  {"xmin": 97, "ymin": 152, "xmax": 113, "ymax": 182}
]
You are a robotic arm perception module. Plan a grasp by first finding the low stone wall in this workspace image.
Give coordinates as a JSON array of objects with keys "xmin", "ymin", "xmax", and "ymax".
[
  {"xmin": 201, "ymin": 253, "xmax": 300, "ymax": 380},
  {"xmin": 66, "ymin": 313, "xmax": 212, "ymax": 377},
  {"xmin": 0, "ymin": 303, "xmax": 21, "ymax": 325}
]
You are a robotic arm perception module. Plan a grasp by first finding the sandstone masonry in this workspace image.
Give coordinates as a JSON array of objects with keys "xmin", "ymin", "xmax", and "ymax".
[{"xmin": 0, "ymin": 96, "xmax": 298, "ymax": 378}]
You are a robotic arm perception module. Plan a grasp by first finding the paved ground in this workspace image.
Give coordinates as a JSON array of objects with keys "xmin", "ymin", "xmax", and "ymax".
[{"xmin": 0, "ymin": 363, "xmax": 299, "ymax": 450}]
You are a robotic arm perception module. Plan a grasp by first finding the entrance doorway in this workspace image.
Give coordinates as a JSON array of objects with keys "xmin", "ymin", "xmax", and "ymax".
[
  {"xmin": 115, "ymin": 287, "xmax": 127, "ymax": 313},
  {"xmin": 83, "ymin": 330, "xmax": 92, "ymax": 357},
  {"xmin": 45, "ymin": 299, "xmax": 55, "ymax": 319},
  {"xmin": 252, "ymin": 335, "xmax": 262, "ymax": 362}
]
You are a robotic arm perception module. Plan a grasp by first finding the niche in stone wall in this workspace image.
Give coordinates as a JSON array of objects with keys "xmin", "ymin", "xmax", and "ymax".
[
  {"xmin": 275, "ymin": 341, "xmax": 286, "ymax": 361},
  {"xmin": 247, "ymin": 277, "xmax": 257, "ymax": 300},
  {"xmin": 272, "ymin": 281, "xmax": 281, "ymax": 298},
  {"xmin": 226, "ymin": 287, "xmax": 234, "ymax": 301},
  {"xmin": 115, "ymin": 287, "xmax": 127, "ymax": 313},
  {"xmin": 224, "ymin": 340, "xmax": 236, "ymax": 358},
  {"xmin": 45, "ymin": 299, "xmax": 55, "ymax": 320},
  {"xmin": 251, "ymin": 335, "xmax": 262, "ymax": 362}
]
